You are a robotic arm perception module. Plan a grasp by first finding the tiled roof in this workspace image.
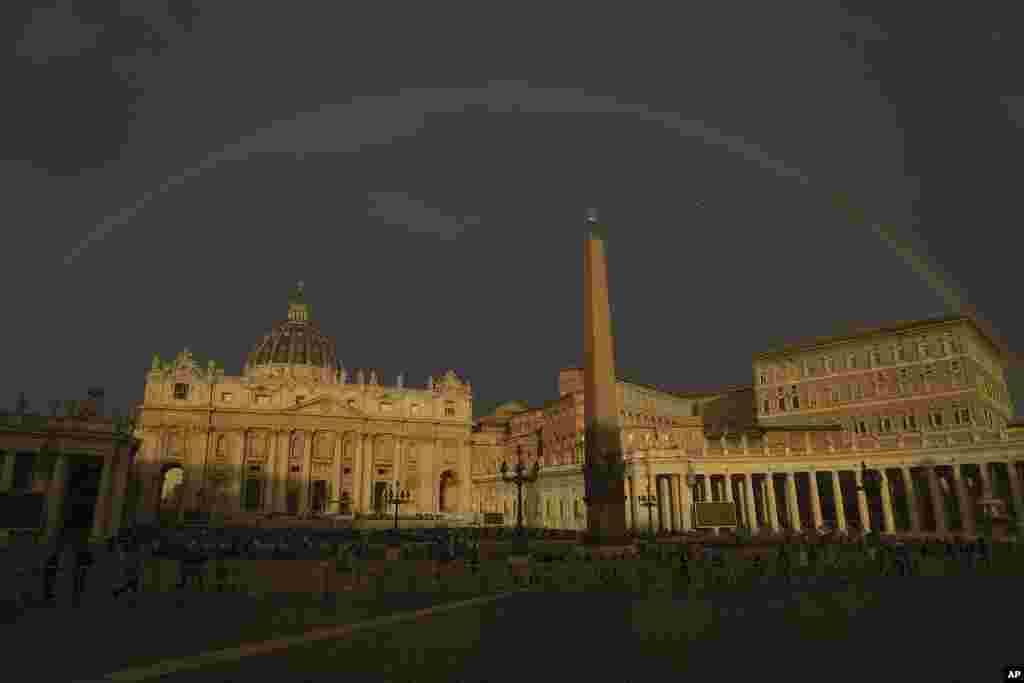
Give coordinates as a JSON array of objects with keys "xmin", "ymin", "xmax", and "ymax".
[{"xmin": 755, "ymin": 313, "xmax": 1009, "ymax": 361}]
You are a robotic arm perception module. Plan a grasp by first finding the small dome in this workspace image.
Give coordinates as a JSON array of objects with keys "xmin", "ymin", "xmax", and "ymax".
[{"xmin": 245, "ymin": 283, "xmax": 339, "ymax": 374}]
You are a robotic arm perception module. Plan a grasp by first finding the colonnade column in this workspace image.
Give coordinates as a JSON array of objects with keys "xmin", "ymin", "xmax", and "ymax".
[
  {"xmin": 0, "ymin": 451, "xmax": 15, "ymax": 491},
  {"xmin": 90, "ymin": 456, "xmax": 116, "ymax": 542},
  {"xmin": 830, "ymin": 470, "xmax": 847, "ymax": 533},
  {"xmin": 333, "ymin": 434, "xmax": 344, "ymax": 514},
  {"xmin": 927, "ymin": 466, "xmax": 948, "ymax": 535},
  {"xmin": 672, "ymin": 475, "xmax": 685, "ymax": 531},
  {"xmin": 274, "ymin": 431, "xmax": 289, "ymax": 514},
  {"xmin": 301, "ymin": 431, "xmax": 313, "ymax": 516},
  {"xmin": 953, "ymin": 463, "xmax": 975, "ymax": 534},
  {"xmin": 631, "ymin": 475, "xmax": 640, "ymax": 530},
  {"xmin": 1005, "ymin": 460, "xmax": 1024, "ymax": 532},
  {"xmin": 46, "ymin": 455, "xmax": 70, "ymax": 542},
  {"xmin": 667, "ymin": 475, "xmax": 678, "ymax": 532},
  {"xmin": 901, "ymin": 466, "xmax": 921, "ymax": 533},
  {"xmin": 765, "ymin": 474, "xmax": 780, "ymax": 532},
  {"xmin": 108, "ymin": 451, "xmax": 131, "ymax": 539},
  {"xmin": 808, "ymin": 471, "xmax": 823, "ymax": 531},
  {"xmin": 700, "ymin": 475, "xmax": 710, "ymax": 503},
  {"xmin": 680, "ymin": 475, "xmax": 693, "ymax": 531},
  {"xmin": 743, "ymin": 474, "xmax": 757, "ymax": 531},
  {"xmin": 878, "ymin": 468, "xmax": 895, "ymax": 534},
  {"xmin": 854, "ymin": 468, "xmax": 870, "ymax": 532},
  {"xmin": 785, "ymin": 471, "xmax": 801, "ymax": 531}
]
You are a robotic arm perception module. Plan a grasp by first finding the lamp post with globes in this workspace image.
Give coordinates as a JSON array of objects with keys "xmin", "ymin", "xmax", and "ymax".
[
  {"xmin": 383, "ymin": 481, "xmax": 412, "ymax": 532},
  {"xmin": 501, "ymin": 444, "xmax": 541, "ymax": 538}
]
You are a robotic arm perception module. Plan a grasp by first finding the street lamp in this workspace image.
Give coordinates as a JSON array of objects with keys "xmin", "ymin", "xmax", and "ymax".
[
  {"xmin": 383, "ymin": 481, "xmax": 411, "ymax": 531},
  {"xmin": 500, "ymin": 444, "xmax": 541, "ymax": 538}
]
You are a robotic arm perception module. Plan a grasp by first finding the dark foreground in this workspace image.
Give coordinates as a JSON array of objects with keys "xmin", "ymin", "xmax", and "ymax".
[{"xmin": 104, "ymin": 576, "xmax": 1020, "ymax": 683}]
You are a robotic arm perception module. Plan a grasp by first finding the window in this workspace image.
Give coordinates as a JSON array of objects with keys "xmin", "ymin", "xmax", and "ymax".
[
  {"xmin": 831, "ymin": 387, "xmax": 840, "ymax": 403},
  {"xmin": 899, "ymin": 368, "xmax": 909, "ymax": 381},
  {"xmin": 776, "ymin": 387, "xmax": 784, "ymax": 397},
  {"xmin": 347, "ymin": 399, "xmax": 357, "ymax": 408},
  {"xmin": 954, "ymin": 407, "xmax": 971, "ymax": 425},
  {"xmin": 173, "ymin": 383, "xmax": 190, "ymax": 400},
  {"xmin": 762, "ymin": 399, "xmax": 770, "ymax": 414},
  {"xmin": 902, "ymin": 414, "xmax": 918, "ymax": 431},
  {"xmin": 841, "ymin": 383, "xmax": 852, "ymax": 401},
  {"xmin": 221, "ymin": 392, "xmax": 233, "ymax": 402},
  {"xmin": 759, "ymin": 372, "xmax": 768, "ymax": 385},
  {"xmin": 295, "ymin": 395, "xmax": 305, "ymax": 405},
  {"xmin": 871, "ymin": 350, "xmax": 881, "ymax": 367},
  {"xmin": 255, "ymin": 394, "xmax": 270, "ymax": 405},
  {"xmin": 879, "ymin": 417, "xmax": 892, "ymax": 433},
  {"xmin": 807, "ymin": 395, "xmax": 816, "ymax": 409},
  {"xmin": 985, "ymin": 409, "xmax": 994, "ymax": 427},
  {"xmin": 940, "ymin": 340, "xmax": 950, "ymax": 356},
  {"xmin": 291, "ymin": 465, "xmax": 301, "ymax": 473},
  {"xmin": 847, "ymin": 353, "xmax": 858, "ymax": 370},
  {"xmin": 929, "ymin": 411, "xmax": 943, "ymax": 428},
  {"xmin": 854, "ymin": 383, "xmax": 863, "ymax": 400},
  {"xmin": 923, "ymin": 364, "xmax": 935, "ymax": 380},
  {"xmin": 918, "ymin": 342, "xmax": 929, "ymax": 359},
  {"xmin": 823, "ymin": 357, "xmax": 834, "ymax": 373},
  {"xmin": 802, "ymin": 360, "xmax": 810, "ymax": 377},
  {"xmin": 792, "ymin": 393, "xmax": 800, "ymax": 410},
  {"xmin": 778, "ymin": 397, "xmax": 786, "ymax": 411},
  {"xmin": 445, "ymin": 402, "xmax": 456, "ymax": 417},
  {"xmin": 894, "ymin": 346, "xmax": 905, "ymax": 362},
  {"xmin": 855, "ymin": 420, "xmax": 869, "ymax": 435},
  {"xmin": 950, "ymin": 360, "xmax": 961, "ymax": 374}
]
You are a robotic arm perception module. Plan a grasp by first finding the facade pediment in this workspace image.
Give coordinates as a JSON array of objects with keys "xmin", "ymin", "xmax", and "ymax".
[{"xmin": 288, "ymin": 396, "xmax": 365, "ymax": 417}]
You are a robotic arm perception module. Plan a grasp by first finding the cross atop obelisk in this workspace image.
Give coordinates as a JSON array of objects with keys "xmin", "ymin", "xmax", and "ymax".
[{"xmin": 583, "ymin": 209, "xmax": 629, "ymax": 547}]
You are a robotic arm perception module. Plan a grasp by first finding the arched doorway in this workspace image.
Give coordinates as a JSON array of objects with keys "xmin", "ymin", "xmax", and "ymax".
[
  {"xmin": 439, "ymin": 470, "xmax": 458, "ymax": 513},
  {"xmin": 158, "ymin": 464, "xmax": 184, "ymax": 525}
]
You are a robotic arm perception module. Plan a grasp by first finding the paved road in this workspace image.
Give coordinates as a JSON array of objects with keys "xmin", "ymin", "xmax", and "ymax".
[{"xmin": 89, "ymin": 577, "xmax": 1022, "ymax": 683}]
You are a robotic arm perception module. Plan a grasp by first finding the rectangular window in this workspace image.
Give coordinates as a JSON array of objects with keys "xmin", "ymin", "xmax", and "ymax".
[
  {"xmin": 929, "ymin": 411, "xmax": 943, "ymax": 428},
  {"xmin": 221, "ymin": 392, "xmax": 233, "ymax": 402},
  {"xmin": 879, "ymin": 417, "xmax": 892, "ymax": 433},
  {"xmin": 894, "ymin": 346, "xmax": 905, "ymax": 362},
  {"xmin": 854, "ymin": 383, "xmax": 863, "ymax": 400},
  {"xmin": 762, "ymin": 399, "xmax": 770, "ymax": 414},
  {"xmin": 823, "ymin": 357, "xmax": 833, "ymax": 373},
  {"xmin": 847, "ymin": 353, "xmax": 858, "ymax": 370},
  {"xmin": 792, "ymin": 394, "xmax": 800, "ymax": 410},
  {"xmin": 777, "ymin": 387, "xmax": 784, "ymax": 397},
  {"xmin": 950, "ymin": 360, "xmax": 961, "ymax": 374},
  {"xmin": 855, "ymin": 420, "xmax": 868, "ymax": 435},
  {"xmin": 830, "ymin": 387, "xmax": 840, "ymax": 403},
  {"xmin": 295, "ymin": 395, "xmax": 305, "ymax": 405},
  {"xmin": 759, "ymin": 372, "xmax": 768, "ymax": 385},
  {"xmin": 255, "ymin": 394, "xmax": 270, "ymax": 405},
  {"xmin": 954, "ymin": 407, "xmax": 971, "ymax": 425},
  {"xmin": 899, "ymin": 368, "xmax": 909, "ymax": 381},
  {"xmin": 445, "ymin": 403, "xmax": 456, "ymax": 417},
  {"xmin": 903, "ymin": 414, "xmax": 918, "ymax": 431},
  {"xmin": 940, "ymin": 340, "xmax": 950, "ymax": 356},
  {"xmin": 777, "ymin": 397, "xmax": 786, "ymax": 411},
  {"xmin": 918, "ymin": 342, "xmax": 929, "ymax": 359},
  {"xmin": 871, "ymin": 350, "xmax": 881, "ymax": 367},
  {"xmin": 807, "ymin": 395, "xmax": 816, "ymax": 409},
  {"xmin": 173, "ymin": 383, "xmax": 189, "ymax": 400}
]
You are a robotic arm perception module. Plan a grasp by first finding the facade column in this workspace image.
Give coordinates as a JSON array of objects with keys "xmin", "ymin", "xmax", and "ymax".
[
  {"xmin": 303, "ymin": 431, "xmax": 315, "ymax": 516},
  {"xmin": 363, "ymin": 435, "xmax": 376, "ymax": 514},
  {"xmin": 631, "ymin": 475, "xmax": 641, "ymax": 530},
  {"xmin": 350, "ymin": 433, "xmax": 363, "ymax": 513},
  {"xmin": 808, "ymin": 471, "xmax": 823, "ymax": 531},
  {"xmin": 275, "ymin": 431, "xmax": 289, "ymax": 514},
  {"xmin": 953, "ymin": 463, "xmax": 975, "ymax": 534},
  {"xmin": 785, "ymin": 471, "xmax": 801, "ymax": 531},
  {"xmin": 625, "ymin": 476, "xmax": 634, "ymax": 531},
  {"xmin": 927, "ymin": 466, "xmax": 948, "ymax": 535},
  {"xmin": 432, "ymin": 438, "xmax": 444, "ymax": 513},
  {"xmin": 333, "ymin": 433, "xmax": 344, "ymax": 513},
  {"xmin": 765, "ymin": 474, "xmax": 780, "ymax": 532},
  {"xmin": 878, "ymin": 468, "xmax": 895, "ymax": 534},
  {"xmin": 672, "ymin": 475, "xmax": 684, "ymax": 530},
  {"xmin": 830, "ymin": 470, "xmax": 847, "ymax": 533},
  {"xmin": 1005, "ymin": 460, "xmax": 1024, "ymax": 532},
  {"xmin": 854, "ymin": 468, "xmax": 871, "ymax": 533},
  {"xmin": 46, "ymin": 454, "xmax": 70, "ymax": 542},
  {"xmin": 460, "ymin": 439, "xmax": 473, "ymax": 518},
  {"xmin": 743, "ymin": 474, "xmax": 758, "ymax": 531},
  {"xmin": 393, "ymin": 436, "xmax": 404, "ymax": 491},
  {"xmin": 901, "ymin": 466, "xmax": 922, "ymax": 533},
  {"xmin": 700, "ymin": 475, "xmax": 710, "ymax": 503}
]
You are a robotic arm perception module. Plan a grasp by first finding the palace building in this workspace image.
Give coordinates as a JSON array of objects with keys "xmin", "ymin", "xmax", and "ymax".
[
  {"xmin": 470, "ymin": 314, "xmax": 1024, "ymax": 538},
  {"xmin": 133, "ymin": 283, "xmax": 475, "ymax": 526}
]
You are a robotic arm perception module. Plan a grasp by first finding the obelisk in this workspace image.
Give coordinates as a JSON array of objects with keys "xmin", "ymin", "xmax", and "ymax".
[{"xmin": 582, "ymin": 209, "xmax": 629, "ymax": 547}]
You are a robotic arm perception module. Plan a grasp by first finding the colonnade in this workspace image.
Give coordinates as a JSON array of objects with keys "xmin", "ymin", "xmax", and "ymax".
[{"xmin": 624, "ymin": 457, "xmax": 1024, "ymax": 536}]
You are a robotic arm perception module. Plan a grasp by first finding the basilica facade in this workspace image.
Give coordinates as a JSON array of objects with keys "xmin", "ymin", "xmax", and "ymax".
[{"xmin": 133, "ymin": 284, "xmax": 475, "ymax": 526}]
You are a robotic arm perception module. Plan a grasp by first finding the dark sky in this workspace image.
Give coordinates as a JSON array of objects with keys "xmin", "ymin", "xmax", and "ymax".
[{"xmin": 5, "ymin": 2, "xmax": 1022, "ymax": 420}]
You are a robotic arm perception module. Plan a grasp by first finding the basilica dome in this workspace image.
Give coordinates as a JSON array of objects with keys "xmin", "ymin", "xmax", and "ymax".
[{"xmin": 244, "ymin": 282, "xmax": 339, "ymax": 378}]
